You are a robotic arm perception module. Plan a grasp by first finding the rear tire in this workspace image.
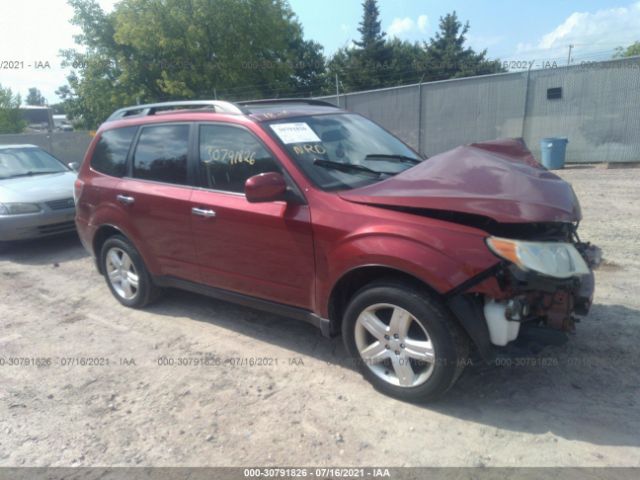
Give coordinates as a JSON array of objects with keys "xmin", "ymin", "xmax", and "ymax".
[
  {"xmin": 100, "ymin": 235, "xmax": 160, "ymax": 308},
  {"xmin": 342, "ymin": 279, "xmax": 469, "ymax": 402}
]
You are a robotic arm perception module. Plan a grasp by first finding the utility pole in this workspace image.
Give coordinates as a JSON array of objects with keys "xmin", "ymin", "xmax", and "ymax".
[
  {"xmin": 567, "ymin": 44, "xmax": 573, "ymax": 66},
  {"xmin": 335, "ymin": 73, "xmax": 340, "ymax": 106}
]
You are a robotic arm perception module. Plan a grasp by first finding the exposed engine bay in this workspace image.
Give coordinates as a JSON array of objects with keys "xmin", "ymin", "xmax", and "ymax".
[{"xmin": 447, "ymin": 221, "xmax": 601, "ymax": 358}]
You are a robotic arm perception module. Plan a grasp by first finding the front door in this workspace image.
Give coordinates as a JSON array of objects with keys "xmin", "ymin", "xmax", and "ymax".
[{"xmin": 190, "ymin": 123, "xmax": 315, "ymax": 309}]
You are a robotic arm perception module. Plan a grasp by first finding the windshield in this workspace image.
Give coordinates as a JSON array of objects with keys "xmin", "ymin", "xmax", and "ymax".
[
  {"xmin": 266, "ymin": 113, "xmax": 423, "ymax": 191},
  {"xmin": 0, "ymin": 148, "xmax": 68, "ymax": 179}
]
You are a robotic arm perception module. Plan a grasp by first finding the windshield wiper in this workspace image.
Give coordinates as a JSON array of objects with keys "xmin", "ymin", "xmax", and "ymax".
[
  {"xmin": 313, "ymin": 159, "xmax": 392, "ymax": 177},
  {"xmin": 364, "ymin": 154, "xmax": 422, "ymax": 165},
  {"xmin": 6, "ymin": 170, "xmax": 62, "ymax": 178}
]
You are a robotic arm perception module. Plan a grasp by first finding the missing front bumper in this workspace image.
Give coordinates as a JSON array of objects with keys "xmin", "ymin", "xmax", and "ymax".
[{"xmin": 447, "ymin": 258, "xmax": 598, "ymax": 360}]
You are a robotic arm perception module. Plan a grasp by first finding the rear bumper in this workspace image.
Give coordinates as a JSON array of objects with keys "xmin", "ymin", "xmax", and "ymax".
[
  {"xmin": 74, "ymin": 216, "xmax": 96, "ymax": 254},
  {"xmin": 0, "ymin": 208, "xmax": 76, "ymax": 241},
  {"xmin": 74, "ymin": 217, "xmax": 101, "ymax": 273}
]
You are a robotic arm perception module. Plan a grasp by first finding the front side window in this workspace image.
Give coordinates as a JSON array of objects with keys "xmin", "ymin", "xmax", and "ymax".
[
  {"xmin": 0, "ymin": 147, "xmax": 68, "ymax": 179},
  {"xmin": 133, "ymin": 124, "xmax": 190, "ymax": 185},
  {"xmin": 199, "ymin": 124, "xmax": 281, "ymax": 193},
  {"xmin": 266, "ymin": 113, "xmax": 422, "ymax": 191},
  {"xmin": 91, "ymin": 126, "xmax": 138, "ymax": 177}
]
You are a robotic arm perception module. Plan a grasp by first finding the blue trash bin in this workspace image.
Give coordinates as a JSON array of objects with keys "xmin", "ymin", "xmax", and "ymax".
[{"xmin": 540, "ymin": 137, "xmax": 568, "ymax": 169}]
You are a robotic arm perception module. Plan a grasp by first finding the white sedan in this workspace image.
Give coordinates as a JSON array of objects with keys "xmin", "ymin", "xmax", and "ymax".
[{"xmin": 0, "ymin": 144, "xmax": 78, "ymax": 247}]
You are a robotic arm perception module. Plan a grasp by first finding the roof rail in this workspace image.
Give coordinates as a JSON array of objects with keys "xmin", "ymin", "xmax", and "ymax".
[
  {"xmin": 106, "ymin": 100, "xmax": 246, "ymax": 121},
  {"xmin": 238, "ymin": 98, "xmax": 340, "ymax": 108}
]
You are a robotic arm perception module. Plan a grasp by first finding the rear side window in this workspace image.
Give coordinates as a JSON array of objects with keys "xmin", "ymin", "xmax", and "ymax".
[
  {"xmin": 199, "ymin": 124, "xmax": 281, "ymax": 193},
  {"xmin": 132, "ymin": 124, "xmax": 190, "ymax": 185},
  {"xmin": 91, "ymin": 126, "xmax": 137, "ymax": 177}
]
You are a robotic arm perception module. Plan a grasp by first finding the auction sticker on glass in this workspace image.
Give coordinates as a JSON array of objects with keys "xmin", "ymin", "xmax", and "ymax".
[{"xmin": 270, "ymin": 123, "xmax": 321, "ymax": 144}]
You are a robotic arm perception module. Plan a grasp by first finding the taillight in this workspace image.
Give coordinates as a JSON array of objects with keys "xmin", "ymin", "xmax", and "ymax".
[{"xmin": 74, "ymin": 178, "xmax": 84, "ymax": 205}]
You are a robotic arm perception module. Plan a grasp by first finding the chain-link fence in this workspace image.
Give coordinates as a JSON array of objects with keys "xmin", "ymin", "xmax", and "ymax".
[
  {"xmin": 3, "ymin": 57, "xmax": 638, "ymax": 164},
  {"xmin": 320, "ymin": 57, "xmax": 640, "ymax": 163},
  {"xmin": 0, "ymin": 131, "xmax": 92, "ymax": 164}
]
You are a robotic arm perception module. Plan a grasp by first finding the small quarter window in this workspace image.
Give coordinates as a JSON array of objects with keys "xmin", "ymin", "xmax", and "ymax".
[
  {"xmin": 91, "ymin": 126, "xmax": 137, "ymax": 177},
  {"xmin": 133, "ymin": 124, "xmax": 190, "ymax": 185}
]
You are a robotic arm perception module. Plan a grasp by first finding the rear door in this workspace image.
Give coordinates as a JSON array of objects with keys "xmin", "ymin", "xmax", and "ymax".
[
  {"xmin": 80, "ymin": 126, "xmax": 139, "ymax": 238},
  {"xmin": 116, "ymin": 123, "xmax": 200, "ymax": 282},
  {"xmin": 190, "ymin": 123, "xmax": 315, "ymax": 309}
]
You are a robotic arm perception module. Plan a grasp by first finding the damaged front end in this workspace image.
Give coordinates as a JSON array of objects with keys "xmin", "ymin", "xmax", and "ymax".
[
  {"xmin": 448, "ymin": 223, "xmax": 601, "ymax": 361},
  {"xmin": 338, "ymin": 137, "xmax": 602, "ymax": 360}
]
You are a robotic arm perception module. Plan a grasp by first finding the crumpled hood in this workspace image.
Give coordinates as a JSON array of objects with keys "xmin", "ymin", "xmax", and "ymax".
[
  {"xmin": 0, "ymin": 171, "xmax": 77, "ymax": 204},
  {"xmin": 339, "ymin": 138, "xmax": 581, "ymax": 224}
]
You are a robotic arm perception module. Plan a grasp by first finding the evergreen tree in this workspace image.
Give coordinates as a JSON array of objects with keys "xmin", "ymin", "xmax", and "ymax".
[
  {"xmin": 328, "ymin": 5, "xmax": 504, "ymax": 92},
  {"xmin": 354, "ymin": 0, "xmax": 385, "ymax": 50},
  {"xmin": 334, "ymin": 0, "xmax": 393, "ymax": 90},
  {"xmin": 424, "ymin": 12, "xmax": 504, "ymax": 80}
]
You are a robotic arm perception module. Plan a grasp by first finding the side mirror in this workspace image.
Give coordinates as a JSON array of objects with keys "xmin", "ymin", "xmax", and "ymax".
[
  {"xmin": 68, "ymin": 162, "xmax": 79, "ymax": 171},
  {"xmin": 244, "ymin": 172, "xmax": 287, "ymax": 203}
]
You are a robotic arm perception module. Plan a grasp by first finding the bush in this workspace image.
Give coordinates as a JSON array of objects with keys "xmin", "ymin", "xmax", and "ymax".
[{"xmin": 0, "ymin": 84, "xmax": 26, "ymax": 134}]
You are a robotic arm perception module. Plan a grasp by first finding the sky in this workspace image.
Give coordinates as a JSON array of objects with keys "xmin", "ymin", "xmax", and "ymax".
[{"xmin": 1, "ymin": 0, "xmax": 639, "ymax": 103}]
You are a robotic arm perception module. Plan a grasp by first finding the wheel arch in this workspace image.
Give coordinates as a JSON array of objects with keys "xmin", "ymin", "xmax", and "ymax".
[
  {"xmin": 326, "ymin": 264, "xmax": 498, "ymax": 363},
  {"xmin": 92, "ymin": 224, "xmax": 159, "ymax": 276},
  {"xmin": 93, "ymin": 224, "xmax": 126, "ymax": 274},
  {"xmin": 327, "ymin": 265, "xmax": 442, "ymax": 336}
]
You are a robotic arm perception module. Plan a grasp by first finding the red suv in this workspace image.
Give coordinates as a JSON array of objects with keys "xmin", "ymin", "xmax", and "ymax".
[{"xmin": 75, "ymin": 99, "xmax": 600, "ymax": 401}]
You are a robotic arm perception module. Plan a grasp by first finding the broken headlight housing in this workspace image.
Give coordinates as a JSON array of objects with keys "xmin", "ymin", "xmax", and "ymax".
[{"xmin": 486, "ymin": 236, "xmax": 590, "ymax": 279}]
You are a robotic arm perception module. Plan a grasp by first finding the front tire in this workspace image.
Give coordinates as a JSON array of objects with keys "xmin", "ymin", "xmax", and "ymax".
[
  {"xmin": 342, "ymin": 279, "xmax": 469, "ymax": 402},
  {"xmin": 100, "ymin": 235, "xmax": 160, "ymax": 308}
]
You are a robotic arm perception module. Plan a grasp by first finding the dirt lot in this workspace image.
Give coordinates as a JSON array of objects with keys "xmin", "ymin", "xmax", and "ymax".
[{"xmin": 0, "ymin": 166, "xmax": 639, "ymax": 467}]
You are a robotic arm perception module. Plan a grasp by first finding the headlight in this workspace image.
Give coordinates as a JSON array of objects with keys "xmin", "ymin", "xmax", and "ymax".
[
  {"xmin": 486, "ymin": 236, "xmax": 590, "ymax": 279},
  {"xmin": 0, "ymin": 202, "xmax": 42, "ymax": 215}
]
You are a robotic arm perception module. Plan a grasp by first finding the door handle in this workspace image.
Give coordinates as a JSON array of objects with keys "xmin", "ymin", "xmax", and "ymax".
[
  {"xmin": 192, "ymin": 207, "xmax": 216, "ymax": 218},
  {"xmin": 116, "ymin": 194, "xmax": 135, "ymax": 205}
]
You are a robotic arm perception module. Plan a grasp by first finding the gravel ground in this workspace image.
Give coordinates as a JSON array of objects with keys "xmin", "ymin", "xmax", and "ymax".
[{"xmin": 0, "ymin": 166, "xmax": 638, "ymax": 467}]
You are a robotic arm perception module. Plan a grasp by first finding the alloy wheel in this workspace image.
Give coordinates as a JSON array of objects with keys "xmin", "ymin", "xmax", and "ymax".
[
  {"xmin": 354, "ymin": 303, "xmax": 436, "ymax": 387},
  {"xmin": 105, "ymin": 247, "xmax": 140, "ymax": 300}
]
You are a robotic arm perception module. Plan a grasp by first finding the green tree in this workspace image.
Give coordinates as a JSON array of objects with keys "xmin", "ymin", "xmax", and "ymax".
[
  {"xmin": 327, "ymin": 0, "xmax": 396, "ymax": 91},
  {"xmin": 58, "ymin": 0, "xmax": 327, "ymax": 129},
  {"xmin": 0, "ymin": 84, "xmax": 26, "ymax": 134},
  {"xmin": 328, "ymin": 40, "xmax": 425, "ymax": 93},
  {"xmin": 613, "ymin": 41, "xmax": 640, "ymax": 58},
  {"xmin": 354, "ymin": 0, "xmax": 385, "ymax": 50},
  {"xmin": 26, "ymin": 88, "xmax": 46, "ymax": 106},
  {"xmin": 350, "ymin": 0, "xmax": 393, "ymax": 89},
  {"xmin": 49, "ymin": 103, "xmax": 66, "ymax": 115},
  {"xmin": 423, "ymin": 12, "xmax": 505, "ymax": 80},
  {"xmin": 288, "ymin": 39, "xmax": 329, "ymax": 96},
  {"xmin": 385, "ymin": 38, "xmax": 427, "ymax": 85},
  {"xmin": 328, "ymin": 5, "xmax": 505, "ymax": 93},
  {"xmin": 326, "ymin": 47, "xmax": 352, "ymax": 91},
  {"xmin": 57, "ymin": 0, "xmax": 127, "ymax": 129}
]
